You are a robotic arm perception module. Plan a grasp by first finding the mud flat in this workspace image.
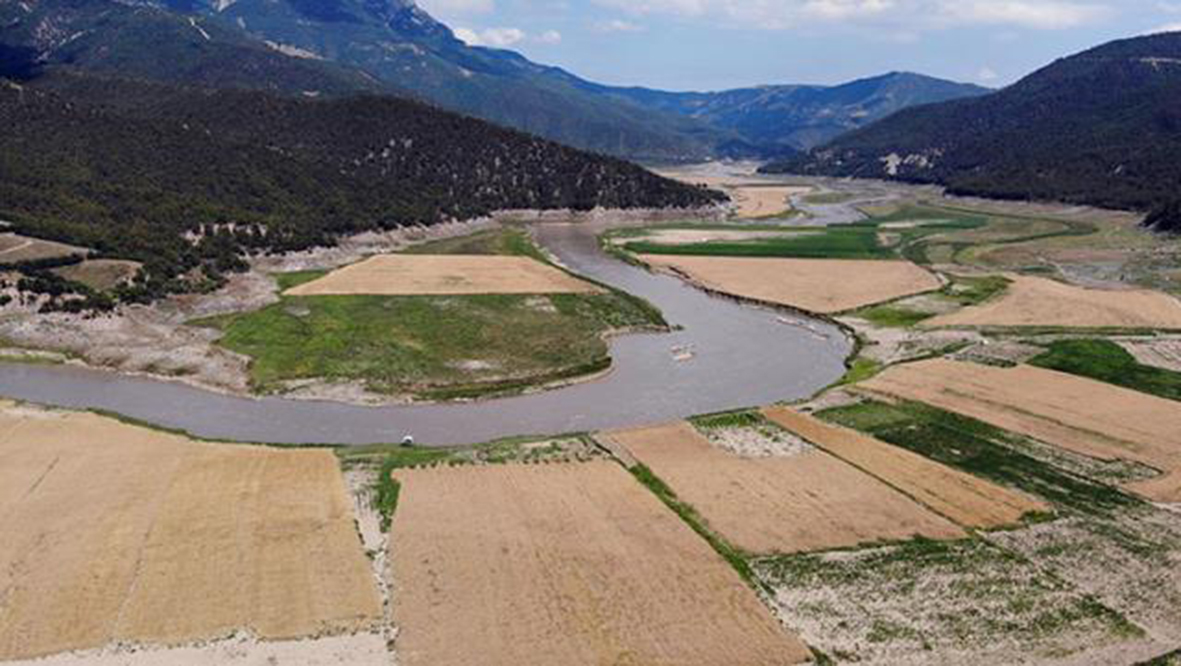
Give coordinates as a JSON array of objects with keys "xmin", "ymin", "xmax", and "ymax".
[
  {"xmin": 0, "ymin": 402, "xmax": 381, "ymax": 661},
  {"xmin": 601, "ymin": 422, "xmax": 964, "ymax": 554},
  {"xmin": 286, "ymin": 254, "xmax": 598, "ymax": 296},
  {"xmin": 388, "ymin": 461, "xmax": 809, "ymax": 666},
  {"xmin": 859, "ymin": 359, "xmax": 1181, "ymax": 502},
  {"xmin": 639, "ymin": 255, "xmax": 941, "ymax": 314},
  {"xmin": 763, "ymin": 406, "xmax": 1048, "ymax": 527},
  {"xmin": 925, "ymin": 275, "xmax": 1181, "ymax": 329}
]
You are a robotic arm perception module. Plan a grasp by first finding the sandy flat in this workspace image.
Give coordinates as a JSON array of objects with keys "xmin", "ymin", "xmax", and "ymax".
[
  {"xmin": 640, "ymin": 255, "xmax": 942, "ymax": 313},
  {"xmin": 859, "ymin": 359, "xmax": 1181, "ymax": 502},
  {"xmin": 925, "ymin": 275, "xmax": 1181, "ymax": 329},
  {"xmin": 285, "ymin": 254, "xmax": 598, "ymax": 296},
  {"xmin": 0, "ymin": 404, "xmax": 381, "ymax": 661},
  {"xmin": 628, "ymin": 228, "xmax": 813, "ymax": 245},
  {"xmin": 389, "ymin": 461, "xmax": 809, "ymax": 666},
  {"xmin": 1, "ymin": 633, "xmax": 390, "ymax": 666},
  {"xmin": 601, "ymin": 422, "xmax": 964, "ymax": 554},
  {"xmin": 763, "ymin": 406, "xmax": 1048, "ymax": 527},
  {"xmin": 728, "ymin": 185, "xmax": 810, "ymax": 218}
]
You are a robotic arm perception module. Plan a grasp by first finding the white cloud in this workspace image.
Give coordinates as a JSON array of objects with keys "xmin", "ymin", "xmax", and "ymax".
[
  {"xmin": 595, "ymin": 18, "xmax": 646, "ymax": 31},
  {"xmin": 455, "ymin": 26, "xmax": 563, "ymax": 48},
  {"xmin": 537, "ymin": 29, "xmax": 564, "ymax": 43},
  {"xmin": 1147, "ymin": 20, "xmax": 1181, "ymax": 32},
  {"xmin": 417, "ymin": 0, "xmax": 495, "ymax": 16},
  {"xmin": 978, "ymin": 65, "xmax": 999, "ymax": 81},
  {"xmin": 590, "ymin": 0, "xmax": 1112, "ymax": 31}
]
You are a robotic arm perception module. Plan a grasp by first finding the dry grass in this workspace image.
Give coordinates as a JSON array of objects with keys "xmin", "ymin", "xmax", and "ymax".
[
  {"xmin": 51, "ymin": 260, "xmax": 141, "ymax": 290},
  {"xmin": 925, "ymin": 275, "xmax": 1181, "ymax": 329},
  {"xmin": 859, "ymin": 359, "xmax": 1181, "ymax": 502},
  {"xmin": 285, "ymin": 255, "xmax": 598, "ymax": 296},
  {"xmin": 728, "ymin": 185, "xmax": 810, "ymax": 218},
  {"xmin": 388, "ymin": 461, "xmax": 809, "ymax": 666},
  {"xmin": 762, "ymin": 406, "xmax": 1049, "ymax": 528},
  {"xmin": 639, "ymin": 255, "xmax": 942, "ymax": 314},
  {"xmin": 0, "ymin": 233, "xmax": 86, "ymax": 263},
  {"xmin": 601, "ymin": 422, "xmax": 964, "ymax": 554},
  {"xmin": 0, "ymin": 403, "xmax": 381, "ymax": 661}
]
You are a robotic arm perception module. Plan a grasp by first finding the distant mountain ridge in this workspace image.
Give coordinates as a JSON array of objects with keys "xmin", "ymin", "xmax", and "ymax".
[
  {"xmin": 591, "ymin": 72, "xmax": 990, "ymax": 152},
  {"xmin": 0, "ymin": 0, "xmax": 985, "ymax": 161},
  {"xmin": 767, "ymin": 32, "xmax": 1181, "ymax": 216}
]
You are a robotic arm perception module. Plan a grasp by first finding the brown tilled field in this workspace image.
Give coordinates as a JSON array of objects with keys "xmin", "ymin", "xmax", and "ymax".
[
  {"xmin": 925, "ymin": 275, "xmax": 1181, "ymax": 329},
  {"xmin": 639, "ymin": 255, "xmax": 942, "ymax": 313},
  {"xmin": 389, "ymin": 461, "xmax": 809, "ymax": 666},
  {"xmin": 0, "ymin": 404, "xmax": 381, "ymax": 661},
  {"xmin": 600, "ymin": 422, "xmax": 964, "ymax": 554},
  {"xmin": 285, "ymin": 254, "xmax": 598, "ymax": 296},
  {"xmin": 762, "ymin": 406, "xmax": 1048, "ymax": 527},
  {"xmin": 859, "ymin": 359, "xmax": 1181, "ymax": 502},
  {"xmin": 0, "ymin": 233, "xmax": 86, "ymax": 264}
]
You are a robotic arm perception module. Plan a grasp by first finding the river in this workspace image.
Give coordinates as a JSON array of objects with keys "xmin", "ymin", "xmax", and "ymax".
[{"xmin": 0, "ymin": 221, "xmax": 852, "ymax": 446}]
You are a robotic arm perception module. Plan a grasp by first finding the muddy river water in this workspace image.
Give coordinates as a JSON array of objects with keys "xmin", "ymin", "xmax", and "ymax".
[{"xmin": 0, "ymin": 221, "xmax": 852, "ymax": 445}]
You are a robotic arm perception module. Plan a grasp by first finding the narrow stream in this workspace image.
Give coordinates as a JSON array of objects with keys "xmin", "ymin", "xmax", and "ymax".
[{"xmin": 0, "ymin": 221, "xmax": 852, "ymax": 446}]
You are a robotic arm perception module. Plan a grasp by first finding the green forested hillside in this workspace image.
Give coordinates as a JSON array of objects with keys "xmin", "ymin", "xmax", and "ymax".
[
  {"xmin": 0, "ymin": 72, "xmax": 722, "ymax": 302},
  {"xmin": 767, "ymin": 33, "xmax": 1181, "ymax": 218}
]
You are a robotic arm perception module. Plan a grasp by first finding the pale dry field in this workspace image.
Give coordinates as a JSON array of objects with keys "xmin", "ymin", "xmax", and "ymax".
[
  {"xmin": 1121, "ymin": 338, "xmax": 1181, "ymax": 372},
  {"xmin": 389, "ymin": 461, "xmax": 809, "ymax": 666},
  {"xmin": 0, "ymin": 403, "xmax": 381, "ymax": 661},
  {"xmin": 859, "ymin": 359, "xmax": 1181, "ymax": 502},
  {"xmin": 639, "ymin": 255, "xmax": 942, "ymax": 313},
  {"xmin": 729, "ymin": 185, "xmax": 810, "ymax": 218},
  {"xmin": 925, "ymin": 275, "xmax": 1181, "ymax": 329},
  {"xmin": 52, "ymin": 259, "xmax": 141, "ymax": 291},
  {"xmin": 285, "ymin": 254, "xmax": 598, "ymax": 296},
  {"xmin": 0, "ymin": 233, "xmax": 86, "ymax": 263},
  {"xmin": 601, "ymin": 422, "xmax": 964, "ymax": 554},
  {"xmin": 762, "ymin": 406, "xmax": 1047, "ymax": 527}
]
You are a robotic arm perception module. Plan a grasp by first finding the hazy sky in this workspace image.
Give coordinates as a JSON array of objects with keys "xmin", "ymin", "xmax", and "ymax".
[{"xmin": 416, "ymin": 0, "xmax": 1181, "ymax": 91}]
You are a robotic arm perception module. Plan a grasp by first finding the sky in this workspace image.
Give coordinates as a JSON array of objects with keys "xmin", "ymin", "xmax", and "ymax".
[{"xmin": 415, "ymin": 0, "xmax": 1181, "ymax": 91}]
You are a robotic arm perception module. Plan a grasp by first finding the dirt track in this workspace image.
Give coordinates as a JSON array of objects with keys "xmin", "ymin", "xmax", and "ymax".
[
  {"xmin": 601, "ymin": 422, "xmax": 964, "ymax": 554},
  {"xmin": 286, "ymin": 255, "xmax": 598, "ymax": 296},
  {"xmin": 389, "ymin": 461, "xmax": 809, "ymax": 666},
  {"xmin": 859, "ymin": 359, "xmax": 1181, "ymax": 502},
  {"xmin": 0, "ymin": 403, "xmax": 380, "ymax": 661},
  {"xmin": 763, "ymin": 406, "xmax": 1048, "ymax": 527},
  {"xmin": 639, "ymin": 255, "xmax": 941, "ymax": 313},
  {"xmin": 925, "ymin": 275, "xmax": 1181, "ymax": 329}
]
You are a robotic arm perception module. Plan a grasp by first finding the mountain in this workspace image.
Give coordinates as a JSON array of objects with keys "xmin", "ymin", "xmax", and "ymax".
[
  {"xmin": 590, "ymin": 72, "xmax": 990, "ymax": 152},
  {"xmin": 0, "ymin": 71, "xmax": 722, "ymax": 302},
  {"xmin": 1, "ymin": 0, "xmax": 982, "ymax": 161},
  {"xmin": 767, "ymin": 32, "xmax": 1181, "ymax": 215}
]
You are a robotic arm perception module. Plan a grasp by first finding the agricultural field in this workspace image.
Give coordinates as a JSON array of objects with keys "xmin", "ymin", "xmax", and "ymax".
[
  {"xmin": 858, "ymin": 358, "xmax": 1181, "ymax": 502},
  {"xmin": 1029, "ymin": 338, "xmax": 1181, "ymax": 402},
  {"xmin": 196, "ymin": 228, "xmax": 664, "ymax": 401},
  {"xmin": 285, "ymin": 255, "xmax": 597, "ymax": 296},
  {"xmin": 0, "ymin": 233, "xmax": 87, "ymax": 264},
  {"xmin": 600, "ymin": 421, "xmax": 964, "ymax": 554},
  {"xmin": 388, "ymin": 461, "xmax": 809, "ymax": 665},
  {"xmin": 0, "ymin": 402, "xmax": 381, "ymax": 662},
  {"xmin": 924, "ymin": 275, "xmax": 1181, "ymax": 329},
  {"xmin": 639, "ymin": 255, "xmax": 942, "ymax": 314}
]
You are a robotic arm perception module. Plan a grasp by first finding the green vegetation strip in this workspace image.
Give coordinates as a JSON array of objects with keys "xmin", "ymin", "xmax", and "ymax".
[
  {"xmin": 817, "ymin": 399, "xmax": 1139, "ymax": 516},
  {"xmin": 628, "ymin": 463, "xmax": 760, "ymax": 590},
  {"xmin": 854, "ymin": 274, "xmax": 1010, "ymax": 328},
  {"xmin": 1029, "ymin": 339, "xmax": 1181, "ymax": 402}
]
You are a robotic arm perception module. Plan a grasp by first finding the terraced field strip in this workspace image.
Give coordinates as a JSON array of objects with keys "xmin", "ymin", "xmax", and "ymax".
[
  {"xmin": 285, "ymin": 254, "xmax": 599, "ymax": 296},
  {"xmin": 762, "ymin": 406, "xmax": 1048, "ymax": 527},
  {"xmin": 924, "ymin": 275, "xmax": 1181, "ymax": 329},
  {"xmin": 859, "ymin": 359, "xmax": 1181, "ymax": 502},
  {"xmin": 388, "ymin": 461, "xmax": 809, "ymax": 666},
  {"xmin": 0, "ymin": 403, "xmax": 381, "ymax": 661},
  {"xmin": 600, "ymin": 422, "xmax": 964, "ymax": 554},
  {"xmin": 639, "ymin": 255, "xmax": 941, "ymax": 313}
]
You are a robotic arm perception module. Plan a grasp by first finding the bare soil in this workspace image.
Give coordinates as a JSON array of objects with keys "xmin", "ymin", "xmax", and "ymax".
[
  {"xmin": 1120, "ymin": 337, "xmax": 1181, "ymax": 372},
  {"xmin": 640, "ymin": 255, "xmax": 942, "ymax": 314},
  {"xmin": 926, "ymin": 275, "xmax": 1181, "ymax": 329},
  {"xmin": 601, "ymin": 422, "xmax": 964, "ymax": 554},
  {"xmin": 388, "ymin": 461, "xmax": 809, "ymax": 665},
  {"xmin": 763, "ymin": 406, "xmax": 1048, "ymax": 528},
  {"xmin": 859, "ymin": 358, "xmax": 1181, "ymax": 502},
  {"xmin": 0, "ymin": 402, "xmax": 381, "ymax": 661},
  {"xmin": 286, "ymin": 255, "xmax": 599, "ymax": 296}
]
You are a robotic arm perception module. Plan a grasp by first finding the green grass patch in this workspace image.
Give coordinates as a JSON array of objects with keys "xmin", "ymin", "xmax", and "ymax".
[
  {"xmin": 403, "ymin": 227, "xmax": 547, "ymax": 261},
  {"xmin": 803, "ymin": 192, "xmax": 856, "ymax": 205},
  {"xmin": 629, "ymin": 463, "xmax": 760, "ymax": 589},
  {"xmin": 856, "ymin": 304, "xmax": 934, "ymax": 328},
  {"xmin": 817, "ymin": 399, "xmax": 1140, "ymax": 516},
  {"xmin": 274, "ymin": 269, "xmax": 328, "ymax": 291},
  {"xmin": 690, "ymin": 408, "xmax": 766, "ymax": 430},
  {"xmin": 1029, "ymin": 339, "xmax": 1181, "ymax": 402},
  {"xmin": 852, "ymin": 275, "xmax": 1010, "ymax": 328}
]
